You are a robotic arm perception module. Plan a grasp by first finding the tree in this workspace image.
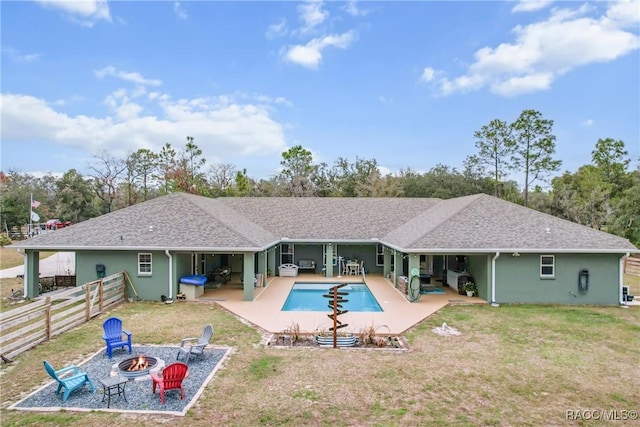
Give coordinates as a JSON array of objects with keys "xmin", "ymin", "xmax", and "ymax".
[
  {"xmin": 609, "ymin": 168, "xmax": 640, "ymax": 246},
  {"xmin": 330, "ymin": 157, "xmax": 383, "ymax": 197},
  {"xmin": 126, "ymin": 148, "xmax": 159, "ymax": 203},
  {"xmin": 87, "ymin": 150, "xmax": 127, "ymax": 214},
  {"xmin": 174, "ymin": 137, "xmax": 208, "ymax": 195},
  {"xmin": 208, "ymin": 163, "xmax": 238, "ymax": 197},
  {"xmin": 511, "ymin": 109, "xmax": 562, "ymax": 207},
  {"xmin": 278, "ymin": 145, "xmax": 317, "ymax": 197},
  {"xmin": 157, "ymin": 143, "xmax": 178, "ymax": 194},
  {"xmin": 591, "ymin": 138, "xmax": 631, "ymax": 198},
  {"xmin": 234, "ymin": 169, "xmax": 251, "ymax": 196},
  {"xmin": 470, "ymin": 119, "xmax": 515, "ymax": 197},
  {"xmin": 551, "ymin": 166, "xmax": 611, "ymax": 229},
  {"xmin": 56, "ymin": 169, "xmax": 96, "ymax": 223}
]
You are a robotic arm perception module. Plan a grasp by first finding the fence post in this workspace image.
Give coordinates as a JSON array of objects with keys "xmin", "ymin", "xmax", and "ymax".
[
  {"xmin": 85, "ymin": 284, "xmax": 91, "ymax": 321},
  {"xmin": 45, "ymin": 297, "xmax": 51, "ymax": 342}
]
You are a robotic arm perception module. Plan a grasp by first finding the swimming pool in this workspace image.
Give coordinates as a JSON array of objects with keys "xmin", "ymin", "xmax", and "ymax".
[{"xmin": 282, "ymin": 282, "xmax": 383, "ymax": 312}]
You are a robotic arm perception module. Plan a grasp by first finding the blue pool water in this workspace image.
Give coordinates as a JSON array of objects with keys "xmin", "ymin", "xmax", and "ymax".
[{"xmin": 282, "ymin": 282, "xmax": 383, "ymax": 312}]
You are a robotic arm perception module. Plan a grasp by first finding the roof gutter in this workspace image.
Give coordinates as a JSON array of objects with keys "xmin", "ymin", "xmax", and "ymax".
[
  {"xmin": 620, "ymin": 253, "xmax": 630, "ymax": 306},
  {"xmin": 165, "ymin": 250, "xmax": 173, "ymax": 300},
  {"xmin": 491, "ymin": 252, "xmax": 500, "ymax": 307}
]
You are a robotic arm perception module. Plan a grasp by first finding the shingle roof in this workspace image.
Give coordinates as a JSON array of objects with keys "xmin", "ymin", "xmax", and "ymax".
[{"xmin": 11, "ymin": 193, "xmax": 638, "ymax": 253}]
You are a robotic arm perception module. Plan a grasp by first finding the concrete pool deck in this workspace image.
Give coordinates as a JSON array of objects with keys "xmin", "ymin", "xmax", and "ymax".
[{"xmin": 197, "ymin": 274, "xmax": 486, "ymax": 335}]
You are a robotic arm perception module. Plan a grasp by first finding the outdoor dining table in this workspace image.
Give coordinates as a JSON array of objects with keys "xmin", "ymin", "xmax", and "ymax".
[{"xmin": 345, "ymin": 262, "xmax": 360, "ymax": 275}]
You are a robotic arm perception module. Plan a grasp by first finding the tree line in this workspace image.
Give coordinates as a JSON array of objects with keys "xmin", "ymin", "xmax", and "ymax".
[{"xmin": 1, "ymin": 109, "xmax": 638, "ymax": 246}]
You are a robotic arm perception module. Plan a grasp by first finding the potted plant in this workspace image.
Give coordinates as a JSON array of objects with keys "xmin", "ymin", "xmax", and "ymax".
[{"xmin": 463, "ymin": 281, "xmax": 477, "ymax": 297}]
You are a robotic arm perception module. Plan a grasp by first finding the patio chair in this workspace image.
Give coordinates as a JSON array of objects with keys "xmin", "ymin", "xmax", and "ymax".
[
  {"xmin": 43, "ymin": 360, "xmax": 95, "ymax": 402},
  {"xmin": 102, "ymin": 317, "xmax": 133, "ymax": 358},
  {"xmin": 151, "ymin": 362, "xmax": 188, "ymax": 404},
  {"xmin": 176, "ymin": 324, "xmax": 213, "ymax": 364}
]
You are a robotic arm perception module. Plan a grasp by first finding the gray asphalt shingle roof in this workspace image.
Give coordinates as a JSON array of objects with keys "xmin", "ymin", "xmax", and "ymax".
[{"xmin": 11, "ymin": 192, "xmax": 638, "ymax": 253}]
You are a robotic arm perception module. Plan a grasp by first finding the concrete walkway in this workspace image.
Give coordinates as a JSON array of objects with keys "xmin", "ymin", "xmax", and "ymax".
[{"xmin": 0, "ymin": 252, "xmax": 75, "ymax": 278}]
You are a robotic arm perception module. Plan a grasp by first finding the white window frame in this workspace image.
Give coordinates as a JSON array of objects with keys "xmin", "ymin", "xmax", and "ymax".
[
  {"xmin": 138, "ymin": 252, "xmax": 152, "ymax": 275},
  {"xmin": 540, "ymin": 255, "xmax": 555, "ymax": 278}
]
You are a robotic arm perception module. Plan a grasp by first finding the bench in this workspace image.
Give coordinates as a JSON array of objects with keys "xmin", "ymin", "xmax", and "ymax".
[
  {"xmin": 278, "ymin": 264, "xmax": 298, "ymax": 277},
  {"xmin": 297, "ymin": 259, "xmax": 316, "ymax": 273}
]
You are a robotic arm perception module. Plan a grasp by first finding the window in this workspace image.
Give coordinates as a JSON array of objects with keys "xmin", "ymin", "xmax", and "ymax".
[
  {"xmin": 138, "ymin": 253, "xmax": 152, "ymax": 275},
  {"xmin": 280, "ymin": 244, "xmax": 294, "ymax": 265},
  {"xmin": 540, "ymin": 255, "xmax": 555, "ymax": 278},
  {"xmin": 376, "ymin": 244, "xmax": 384, "ymax": 266}
]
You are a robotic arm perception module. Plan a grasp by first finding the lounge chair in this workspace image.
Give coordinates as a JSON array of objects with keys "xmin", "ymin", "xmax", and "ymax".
[
  {"xmin": 176, "ymin": 324, "xmax": 213, "ymax": 364},
  {"xmin": 102, "ymin": 317, "xmax": 133, "ymax": 358},
  {"xmin": 151, "ymin": 362, "xmax": 188, "ymax": 404},
  {"xmin": 43, "ymin": 360, "xmax": 95, "ymax": 402}
]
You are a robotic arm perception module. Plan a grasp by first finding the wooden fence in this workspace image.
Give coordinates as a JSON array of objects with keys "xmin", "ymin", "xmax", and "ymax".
[
  {"xmin": 624, "ymin": 257, "xmax": 640, "ymax": 277},
  {"xmin": 0, "ymin": 272, "xmax": 126, "ymax": 360}
]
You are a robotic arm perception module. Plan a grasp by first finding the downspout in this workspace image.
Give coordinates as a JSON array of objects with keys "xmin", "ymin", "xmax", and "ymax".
[
  {"xmin": 491, "ymin": 252, "xmax": 500, "ymax": 307},
  {"xmin": 620, "ymin": 253, "xmax": 630, "ymax": 306},
  {"xmin": 165, "ymin": 250, "xmax": 173, "ymax": 300}
]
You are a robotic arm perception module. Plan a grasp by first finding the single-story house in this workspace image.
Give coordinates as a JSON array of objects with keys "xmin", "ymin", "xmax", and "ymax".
[{"xmin": 10, "ymin": 192, "xmax": 639, "ymax": 305}]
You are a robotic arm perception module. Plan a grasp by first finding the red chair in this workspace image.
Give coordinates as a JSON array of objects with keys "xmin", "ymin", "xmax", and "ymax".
[{"xmin": 151, "ymin": 362, "xmax": 188, "ymax": 404}]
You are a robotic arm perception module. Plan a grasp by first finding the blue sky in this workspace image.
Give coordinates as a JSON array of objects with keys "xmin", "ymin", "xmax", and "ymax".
[{"xmin": 1, "ymin": 0, "xmax": 639, "ymax": 186}]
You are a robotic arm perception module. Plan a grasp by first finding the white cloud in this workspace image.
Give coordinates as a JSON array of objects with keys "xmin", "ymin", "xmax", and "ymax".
[
  {"xmin": 2, "ymin": 47, "xmax": 42, "ymax": 63},
  {"xmin": 95, "ymin": 66, "xmax": 162, "ymax": 87},
  {"xmin": 343, "ymin": 0, "xmax": 369, "ymax": 17},
  {"xmin": 1, "ymin": 92, "xmax": 288, "ymax": 164},
  {"xmin": 36, "ymin": 0, "xmax": 111, "ymax": 26},
  {"xmin": 421, "ymin": 67, "xmax": 435, "ymax": 82},
  {"xmin": 298, "ymin": 0, "xmax": 329, "ymax": 33},
  {"xmin": 583, "ymin": 119, "xmax": 594, "ymax": 127},
  {"xmin": 266, "ymin": 18, "xmax": 288, "ymax": 39},
  {"xmin": 282, "ymin": 31, "xmax": 356, "ymax": 69},
  {"xmin": 174, "ymin": 2, "xmax": 187, "ymax": 20},
  {"xmin": 378, "ymin": 96, "xmax": 393, "ymax": 105},
  {"xmin": 512, "ymin": 0, "xmax": 554, "ymax": 13},
  {"xmin": 491, "ymin": 72, "xmax": 554, "ymax": 97},
  {"xmin": 423, "ymin": 1, "xmax": 640, "ymax": 97}
]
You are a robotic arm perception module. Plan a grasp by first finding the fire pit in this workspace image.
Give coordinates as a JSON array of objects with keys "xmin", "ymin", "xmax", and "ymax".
[{"xmin": 117, "ymin": 354, "xmax": 158, "ymax": 379}]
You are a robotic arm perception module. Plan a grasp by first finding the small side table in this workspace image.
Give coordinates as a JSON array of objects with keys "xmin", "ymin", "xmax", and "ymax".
[{"xmin": 99, "ymin": 375, "xmax": 128, "ymax": 408}]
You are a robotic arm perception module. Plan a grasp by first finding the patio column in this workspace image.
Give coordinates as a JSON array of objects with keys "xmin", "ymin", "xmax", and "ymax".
[
  {"xmin": 242, "ymin": 252, "xmax": 256, "ymax": 301},
  {"xmin": 24, "ymin": 250, "xmax": 40, "ymax": 299},
  {"xmin": 383, "ymin": 247, "xmax": 392, "ymax": 279},
  {"xmin": 325, "ymin": 244, "xmax": 334, "ymax": 278},
  {"xmin": 393, "ymin": 251, "xmax": 404, "ymax": 288},
  {"xmin": 267, "ymin": 247, "xmax": 276, "ymax": 280},
  {"xmin": 408, "ymin": 254, "xmax": 420, "ymax": 279},
  {"xmin": 257, "ymin": 250, "xmax": 266, "ymax": 287}
]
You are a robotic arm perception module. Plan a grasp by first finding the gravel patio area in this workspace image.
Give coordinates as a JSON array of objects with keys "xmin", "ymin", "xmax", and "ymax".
[{"xmin": 10, "ymin": 345, "xmax": 231, "ymax": 416}]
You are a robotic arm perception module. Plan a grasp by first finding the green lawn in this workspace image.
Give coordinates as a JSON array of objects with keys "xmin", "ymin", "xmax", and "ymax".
[{"xmin": 1, "ymin": 301, "xmax": 638, "ymax": 426}]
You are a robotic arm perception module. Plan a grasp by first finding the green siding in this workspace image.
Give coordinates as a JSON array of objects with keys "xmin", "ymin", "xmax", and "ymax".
[
  {"xmin": 495, "ymin": 253, "xmax": 622, "ymax": 305},
  {"xmin": 76, "ymin": 250, "xmax": 174, "ymax": 301},
  {"xmin": 467, "ymin": 255, "xmax": 490, "ymax": 301}
]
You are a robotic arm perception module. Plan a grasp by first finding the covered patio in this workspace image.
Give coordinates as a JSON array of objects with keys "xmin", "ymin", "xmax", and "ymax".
[{"xmin": 195, "ymin": 273, "xmax": 485, "ymax": 335}]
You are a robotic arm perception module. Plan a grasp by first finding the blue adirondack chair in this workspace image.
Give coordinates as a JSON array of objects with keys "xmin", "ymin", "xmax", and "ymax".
[
  {"xmin": 43, "ymin": 360, "xmax": 95, "ymax": 401},
  {"xmin": 102, "ymin": 317, "xmax": 133, "ymax": 358}
]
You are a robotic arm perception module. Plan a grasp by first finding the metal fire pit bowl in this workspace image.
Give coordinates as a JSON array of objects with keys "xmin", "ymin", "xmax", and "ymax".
[{"xmin": 117, "ymin": 356, "xmax": 158, "ymax": 379}]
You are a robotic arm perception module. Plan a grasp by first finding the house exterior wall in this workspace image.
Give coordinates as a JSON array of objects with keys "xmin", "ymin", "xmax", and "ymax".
[
  {"xmin": 76, "ymin": 250, "xmax": 172, "ymax": 301},
  {"xmin": 495, "ymin": 253, "xmax": 622, "ymax": 305},
  {"xmin": 467, "ymin": 255, "xmax": 489, "ymax": 300}
]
